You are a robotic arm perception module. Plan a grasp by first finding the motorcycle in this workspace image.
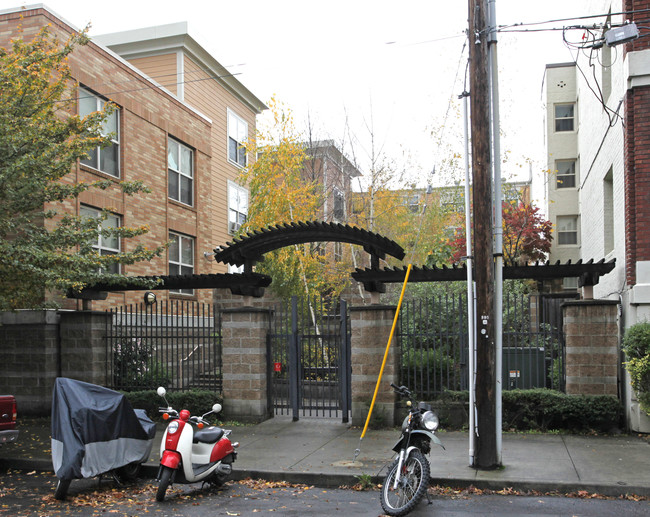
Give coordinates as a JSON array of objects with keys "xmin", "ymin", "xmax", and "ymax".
[
  {"xmin": 155, "ymin": 387, "xmax": 238, "ymax": 502},
  {"xmin": 380, "ymin": 383, "xmax": 444, "ymax": 516},
  {"xmin": 51, "ymin": 378, "xmax": 156, "ymax": 500}
]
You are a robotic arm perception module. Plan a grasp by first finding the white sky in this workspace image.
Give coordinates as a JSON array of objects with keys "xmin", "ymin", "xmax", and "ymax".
[{"xmin": 0, "ymin": 0, "xmax": 604, "ymax": 202}]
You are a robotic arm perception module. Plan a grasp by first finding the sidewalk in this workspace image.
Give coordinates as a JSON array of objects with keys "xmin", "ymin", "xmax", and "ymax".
[{"xmin": 2, "ymin": 416, "xmax": 649, "ymax": 497}]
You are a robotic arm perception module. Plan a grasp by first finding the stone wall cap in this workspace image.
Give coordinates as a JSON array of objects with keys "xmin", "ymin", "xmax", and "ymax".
[{"xmin": 562, "ymin": 299, "xmax": 619, "ymax": 307}]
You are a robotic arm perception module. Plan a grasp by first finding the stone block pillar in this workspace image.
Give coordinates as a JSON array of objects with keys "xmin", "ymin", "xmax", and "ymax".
[
  {"xmin": 59, "ymin": 310, "xmax": 111, "ymax": 387},
  {"xmin": 220, "ymin": 307, "xmax": 272, "ymax": 423},
  {"xmin": 563, "ymin": 300, "xmax": 619, "ymax": 396},
  {"xmin": 350, "ymin": 305, "xmax": 400, "ymax": 427}
]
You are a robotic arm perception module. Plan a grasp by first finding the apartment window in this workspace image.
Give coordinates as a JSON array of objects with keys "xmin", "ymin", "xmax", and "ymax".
[
  {"xmin": 80, "ymin": 206, "xmax": 120, "ymax": 274},
  {"xmin": 555, "ymin": 103, "xmax": 575, "ymax": 132},
  {"xmin": 556, "ymin": 160, "xmax": 576, "ymax": 188},
  {"xmin": 168, "ymin": 137, "xmax": 193, "ymax": 206},
  {"xmin": 169, "ymin": 232, "xmax": 194, "ymax": 295},
  {"xmin": 228, "ymin": 181, "xmax": 248, "ymax": 234},
  {"xmin": 228, "ymin": 110, "xmax": 248, "ymax": 167},
  {"xmin": 79, "ymin": 86, "xmax": 120, "ymax": 177},
  {"xmin": 333, "ymin": 189, "xmax": 345, "ymax": 220},
  {"xmin": 557, "ymin": 216, "xmax": 578, "ymax": 245}
]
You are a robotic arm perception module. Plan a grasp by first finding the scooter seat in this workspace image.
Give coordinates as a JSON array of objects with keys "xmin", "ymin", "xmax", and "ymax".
[{"xmin": 193, "ymin": 426, "xmax": 224, "ymax": 444}]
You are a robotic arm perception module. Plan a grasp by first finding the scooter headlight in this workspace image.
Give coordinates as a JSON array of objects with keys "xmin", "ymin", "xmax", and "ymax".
[
  {"xmin": 167, "ymin": 420, "xmax": 179, "ymax": 435},
  {"xmin": 422, "ymin": 411, "xmax": 439, "ymax": 431}
]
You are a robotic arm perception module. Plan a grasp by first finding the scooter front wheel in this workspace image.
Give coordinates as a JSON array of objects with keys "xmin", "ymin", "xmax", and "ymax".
[
  {"xmin": 54, "ymin": 478, "xmax": 71, "ymax": 500},
  {"xmin": 380, "ymin": 449, "xmax": 430, "ymax": 516},
  {"xmin": 156, "ymin": 466, "xmax": 173, "ymax": 502}
]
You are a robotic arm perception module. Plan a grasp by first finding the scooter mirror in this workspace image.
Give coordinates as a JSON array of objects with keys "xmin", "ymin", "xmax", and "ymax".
[
  {"xmin": 157, "ymin": 387, "xmax": 166, "ymax": 397},
  {"xmin": 212, "ymin": 403, "xmax": 222, "ymax": 414}
]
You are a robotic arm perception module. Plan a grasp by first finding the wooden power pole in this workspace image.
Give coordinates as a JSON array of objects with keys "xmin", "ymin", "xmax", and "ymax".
[{"xmin": 468, "ymin": 0, "xmax": 498, "ymax": 468}]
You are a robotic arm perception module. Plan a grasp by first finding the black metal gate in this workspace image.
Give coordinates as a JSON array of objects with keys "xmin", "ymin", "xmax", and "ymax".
[{"xmin": 269, "ymin": 296, "xmax": 351, "ymax": 422}]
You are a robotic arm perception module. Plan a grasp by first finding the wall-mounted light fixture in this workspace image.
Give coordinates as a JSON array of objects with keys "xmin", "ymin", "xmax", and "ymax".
[{"xmin": 144, "ymin": 291, "xmax": 157, "ymax": 306}]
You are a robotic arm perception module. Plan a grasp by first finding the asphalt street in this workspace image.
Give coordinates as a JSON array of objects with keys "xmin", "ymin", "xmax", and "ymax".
[{"xmin": 0, "ymin": 468, "xmax": 648, "ymax": 517}]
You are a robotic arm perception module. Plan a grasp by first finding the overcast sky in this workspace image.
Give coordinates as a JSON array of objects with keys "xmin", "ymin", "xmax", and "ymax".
[{"xmin": 1, "ymin": 1, "xmax": 605, "ymax": 201}]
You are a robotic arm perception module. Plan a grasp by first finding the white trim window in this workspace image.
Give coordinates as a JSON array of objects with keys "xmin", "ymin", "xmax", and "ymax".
[
  {"xmin": 79, "ymin": 86, "xmax": 120, "ymax": 177},
  {"xmin": 228, "ymin": 109, "xmax": 248, "ymax": 167},
  {"xmin": 80, "ymin": 205, "xmax": 120, "ymax": 274},
  {"xmin": 228, "ymin": 181, "xmax": 248, "ymax": 234},
  {"xmin": 168, "ymin": 137, "xmax": 194, "ymax": 206},
  {"xmin": 557, "ymin": 216, "xmax": 578, "ymax": 245},
  {"xmin": 556, "ymin": 159, "xmax": 577, "ymax": 189},
  {"xmin": 169, "ymin": 232, "xmax": 194, "ymax": 295},
  {"xmin": 554, "ymin": 103, "xmax": 575, "ymax": 132}
]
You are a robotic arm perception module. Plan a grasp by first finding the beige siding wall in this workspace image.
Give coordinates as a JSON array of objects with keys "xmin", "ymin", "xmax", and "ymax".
[
  {"xmin": 129, "ymin": 53, "xmax": 179, "ymax": 96},
  {"xmin": 182, "ymin": 54, "xmax": 258, "ymax": 265}
]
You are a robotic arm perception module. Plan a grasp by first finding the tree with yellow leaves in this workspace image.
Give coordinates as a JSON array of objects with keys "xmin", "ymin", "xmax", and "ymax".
[{"xmin": 238, "ymin": 98, "xmax": 350, "ymax": 299}]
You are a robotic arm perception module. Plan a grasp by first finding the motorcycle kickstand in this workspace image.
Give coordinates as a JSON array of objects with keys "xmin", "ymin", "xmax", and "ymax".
[{"xmin": 425, "ymin": 485, "xmax": 433, "ymax": 505}]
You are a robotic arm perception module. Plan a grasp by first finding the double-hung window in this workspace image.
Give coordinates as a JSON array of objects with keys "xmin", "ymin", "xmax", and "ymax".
[
  {"xmin": 557, "ymin": 216, "xmax": 578, "ymax": 245},
  {"xmin": 79, "ymin": 86, "xmax": 120, "ymax": 177},
  {"xmin": 168, "ymin": 137, "xmax": 193, "ymax": 206},
  {"xmin": 169, "ymin": 232, "xmax": 194, "ymax": 295},
  {"xmin": 228, "ymin": 181, "xmax": 248, "ymax": 234},
  {"xmin": 80, "ymin": 205, "xmax": 120, "ymax": 274},
  {"xmin": 228, "ymin": 110, "xmax": 248, "ymax": 167},
  {"xmin": 556, "ymin": 160, "xmax": 576, "ymax": 189},
  {"xmin": 554, "ymin": 103, "xmax": 575, "ymax": 132}
]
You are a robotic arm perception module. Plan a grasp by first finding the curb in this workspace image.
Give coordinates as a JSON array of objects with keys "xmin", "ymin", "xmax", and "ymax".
[{"xmin": 3, "ymin": 458, "xmax": 649, "ymax": 499}]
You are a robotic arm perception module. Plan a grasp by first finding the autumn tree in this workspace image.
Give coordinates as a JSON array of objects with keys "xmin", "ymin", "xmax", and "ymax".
[
  {"xmin": 0, "ymin": 27, "xmax": 163, "ymax": 310},
  {"xmin": 238, "ymin": 97, "xmax": 350, "ymax": 299}
]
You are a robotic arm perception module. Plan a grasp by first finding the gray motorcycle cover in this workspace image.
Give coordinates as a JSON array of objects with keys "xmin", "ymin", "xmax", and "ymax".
[{"xmin": 51, "ymin": 377, "xmax": 156, "ymax": 480}]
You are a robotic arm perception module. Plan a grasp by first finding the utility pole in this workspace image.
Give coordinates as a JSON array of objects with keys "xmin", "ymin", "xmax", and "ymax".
[{"xmin": 468, "ymin": 0, "xmax": 498, "ymax": 468}]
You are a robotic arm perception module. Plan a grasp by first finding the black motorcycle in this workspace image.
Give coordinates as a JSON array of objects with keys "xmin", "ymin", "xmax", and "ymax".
[{"xmin": 380, "ymin": 383, "xmax": 444, "ymax": 516}]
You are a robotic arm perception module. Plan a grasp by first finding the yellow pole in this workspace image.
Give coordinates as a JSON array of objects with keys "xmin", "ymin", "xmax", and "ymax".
[{"xmin": 360, "ymin": 263, "xmax": 412, "ymax": 440}]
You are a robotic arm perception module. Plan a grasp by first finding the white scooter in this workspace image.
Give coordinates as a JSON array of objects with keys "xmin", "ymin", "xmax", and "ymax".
[{"xmin": 155, "ymin": 387, "xmax": 238, "ymax": 502}]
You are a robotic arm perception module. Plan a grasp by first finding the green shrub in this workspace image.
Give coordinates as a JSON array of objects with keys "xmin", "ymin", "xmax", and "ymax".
[
  {"xmin": 123, "ymin": 389, "xmax": 223, "ymax": 421},
  {"xmin": 113, "ymin": 338, "xmax": 171, "ymax": 391},
  {"xmin": 431, "ymin": 389, "xmax": 622, "ymax": 433},
  {"xmin": 622, "ymin": 322, "xmax": 650, "ymax": 415}
]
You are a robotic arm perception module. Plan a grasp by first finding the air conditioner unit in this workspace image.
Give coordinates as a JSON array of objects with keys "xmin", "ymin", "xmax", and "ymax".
[{"xmin": 228, "ymin": 221, "xmax": 239, "ymax": 234}]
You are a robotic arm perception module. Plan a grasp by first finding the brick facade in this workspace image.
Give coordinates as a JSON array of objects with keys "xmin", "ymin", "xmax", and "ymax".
[{"xmin": 0, "ymin": 6, "xmax": 264, "ymax": 311}]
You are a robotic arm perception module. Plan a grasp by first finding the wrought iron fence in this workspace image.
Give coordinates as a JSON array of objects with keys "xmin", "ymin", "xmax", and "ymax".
[
  {"xmin": 398, "ymin": 291, "xmax": 567, "ymax": 398},
  {"xmin": 106, "ymin": 300, "xmax": 221, "ymax": 393}
]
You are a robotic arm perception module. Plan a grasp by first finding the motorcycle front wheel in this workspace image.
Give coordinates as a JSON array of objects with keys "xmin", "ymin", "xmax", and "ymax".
[
  {"xmin": 156, "ymin": 466, "xmax": 173, "ymax": 502},
  {"xmin": 380, "ymin": 449, "xmax": 430, "ymax": 516}
]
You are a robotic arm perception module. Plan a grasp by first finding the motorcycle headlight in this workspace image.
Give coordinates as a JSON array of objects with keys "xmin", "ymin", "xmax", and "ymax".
[
  {"xmin": 167, "ymin": 421, "xmax": 179, "ymax": 435},
  {"xmin": 422, "ymin": 411, "xmax": 439, "ymax": 431}
]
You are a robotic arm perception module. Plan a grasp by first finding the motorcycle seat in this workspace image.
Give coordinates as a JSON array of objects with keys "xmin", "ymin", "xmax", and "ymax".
[{"xmin": 193, "ymin": 426, "xmax": 224, "ymax": 444}]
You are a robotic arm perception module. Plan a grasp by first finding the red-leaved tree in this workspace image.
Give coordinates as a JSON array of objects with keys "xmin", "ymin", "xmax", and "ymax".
[{"xmin": 448, "ymin": 201, "xmax": 552, "ymax": 265}]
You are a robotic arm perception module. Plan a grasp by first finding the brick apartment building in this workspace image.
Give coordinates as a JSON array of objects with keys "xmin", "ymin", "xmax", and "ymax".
[
  {"xmin": 544, "ymin": 0, "xmax": 650, "ymax": 430},
  {"xmin": 0, "ymin": 5, "xmax": 265, "ymax": 310}
]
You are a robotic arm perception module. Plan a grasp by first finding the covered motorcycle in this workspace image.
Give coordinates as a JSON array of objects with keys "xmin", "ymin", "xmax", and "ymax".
[{"xmin": 51, "ymin": 377, "xmax": 156, "ymax": 499}]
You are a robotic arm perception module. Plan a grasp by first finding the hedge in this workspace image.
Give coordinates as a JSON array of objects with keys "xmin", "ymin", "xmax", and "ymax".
[{"xmin": 432, "ymin": 389, "xmax": 623, "ymax": 433}]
